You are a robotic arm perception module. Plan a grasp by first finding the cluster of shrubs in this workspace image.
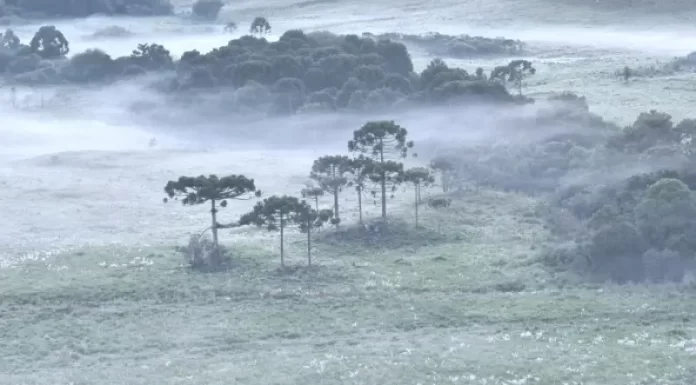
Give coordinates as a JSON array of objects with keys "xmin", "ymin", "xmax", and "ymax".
[
  {"xmin": 366, "ymin": 32, "xmax": 525, "ymax": 59},
  {"xmin": 0, "ymin": 26, "xmax": 172, "ymax": 84},
  {"xmin": 546, "ymin": 111, "xmax": 696, "ymax": 283},
  {"xmin": 436, "ymin": 101, "xmax": 696, "ymax": 195},
  {"xmin": 613, "ymin": 51, "xmax": 696, "ymax": 80},
  {"xmin": 427, "ymin": 96, "xmax": 696, "ymax": 283},
  {"xmin": 548, "ymin": 170, "xmax": 696, "ymax": 283},
  {"xmin": 426, "ymin": 92, "xmax": 617, "ymax": 194},
  {"xmin": 0, "ymin": 24, "xmax": 532, "ymax": 114}
]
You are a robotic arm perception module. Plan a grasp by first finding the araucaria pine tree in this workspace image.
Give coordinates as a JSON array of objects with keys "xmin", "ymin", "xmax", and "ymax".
[
  {"xmin": 310, "ymin": 155, "xmax": 352, "ymax": 225},
  {"xmin": 301, "ymin": 184, "xmax": 324, "ymax": 212},
  {"xmin": 249, "ymin": 16, "xmax": 271, "ymax": 36},
  {"xmin": 348, "ymin": 120, "xmax": 414, "ymax": 219},
  {"xmin": 239, "ymin": 195, "xmax": 326, "ymax": 267},
  {"xmin": 299, "ymin": 207, "xmax": 334, "ymax": 265},
  {"xmin": 402, "ymin": 167, "xmax": 435, "ymax": 228},
  {"xmin": 490, "ymin": 59, "xmax": 536, "ymax": 96},
  {"xmin": 163, "ymin": 174, "xmax": 260, "ymax": 260},
  {"xmin": 429, "ymin": 155, "xmax": 458, "ymax": 193},
  {"xmin": 348, "ymin": 155, "xmax": 373, "ymax": 224}
]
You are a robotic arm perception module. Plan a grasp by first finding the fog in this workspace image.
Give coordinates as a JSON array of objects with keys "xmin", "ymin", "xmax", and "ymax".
[
  {"xmin": 2, "ymin": 0, "xmax": 695, "ymax": 264},
  {"xmin": 0, "ymin": 86, "xmax": 657, "ymax": 267},
  {"xmin": 4, "ymin": 2, "xmax": 696, "ymax": 384},
  {"xmin": 0, "ymin": 79, "xmax": 531, "ymax": 261}
]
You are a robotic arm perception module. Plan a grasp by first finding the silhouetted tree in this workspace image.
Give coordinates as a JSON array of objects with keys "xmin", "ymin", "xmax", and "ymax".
[
  {"xmin": 348, "ymin": 120, "xmax": 414, "ymax": 219},
  {"xmin": 489, "ymin": 64, "xmax": 511, "ymax": 86},
  {"xmin": 239, "ymin": 195, "xmax": 307, "ymax": 267},
  {"xmin": 402, "ymin": 167, "xmax": 435, "ymax": 227},
  {"xmin": 224, "ymin": 22, "xmax": 238, "ymax": 33},
  {"xmin": 420, "ymin": 58, "xmax": 449, "ymax": 89},
  {"xmin": 299, "ymin": 206, "xmax": 333, "ymax": 265},
  {"xmin": 164, "ymin": 174, "xmax": 261, "ymax": 261},
  {"xmin": 130, "ymin": 43, "xmax": 173, "ymax": 71},
  {"xmin": 376, "ymin": 39, "xmax": 413, "ymax": 75},
  {"xmin": 30, "ymin": 25, "xmax": 69, "ymax": 59},
  {"xmin": 310, "ymin": 155, "xmax": 352, "ymax": 225},
  {"xmin": 490, "ymin": 60, "xmax": 536, "ymax": 96},
  {"xmin": 66, "ymin": 49, "xmax": 115, "ymax": 83},
  {"xmin": 250, "ymin": 17, "xmax": 271, "ymax": 36},
  {"xmin": 1, "ymin": 29, "xmax": 20, "ymax": 51},
  {"xmin": 429, "ymin": 155, "xmax": 458, "ymax": 192},
  {"xmin": 349, "ymin": 155, "xmax": 373, "ymax": 224},
  {"xmin": 507, "ymin": 59, "xmax": 536, "ymax": 96},
  {"xmin": 622, "ymin": 66, "xmax": 632, "ymax": 83},
  {"xmin": 301, "ymin": 184, "xmax": 324, "ymax": 212}
]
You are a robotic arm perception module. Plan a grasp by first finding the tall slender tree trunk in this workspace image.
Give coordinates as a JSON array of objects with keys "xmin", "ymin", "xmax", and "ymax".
[
  {"xmin": 414, "ymin": 184, "xmax": 419, "ymax": 228},
  {"xmin": 357, "ymin": 186, "xmax": 363, "ymax": 224},
  {"xmin": 280, "ymin": 213, "xmax": 285, "ymax": 267},
  {"xmin": 307, "ymin": 218, "xmax": 312, "ymax": 266},
  {"xmin": 210, "ymin": 199, "xmax": 219, "ymax": 248},
  {"xmin": 333, "ymin": 187, "xmax": 340, "ymax": 225},
  {"xmin": 314, "ymin": 196, "xmax": 321, "ymax": 232},
  {"xmin": 379, "ymin": 139, "xmax": 386, "ymax": 219},
  {"xmin": 210, "ymin": 199, "xmax": 221, "ymax": 266},
  {"xmin": 380, "ymin": 172, "xmax": 387, "ymax": 219}
]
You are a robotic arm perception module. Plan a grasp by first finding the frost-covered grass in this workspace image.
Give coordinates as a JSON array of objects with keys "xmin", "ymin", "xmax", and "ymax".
[
  {"xmin": 1, "ymin": 189, "xmax": 694, "ymax": 385},
  {"xmin": 3, "ymin": 1, "xmax": 696, "ymax": 383}
]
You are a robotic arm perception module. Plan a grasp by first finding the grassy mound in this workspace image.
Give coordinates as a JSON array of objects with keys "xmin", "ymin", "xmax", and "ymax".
[{"xmin": 317, "ymin": 218, "xmax": 454, "ymax": 251}]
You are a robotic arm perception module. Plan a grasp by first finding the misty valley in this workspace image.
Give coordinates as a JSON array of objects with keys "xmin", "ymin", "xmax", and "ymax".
[{"xmin": 0, "ymin": 0, "xmax": 695, "ymax": 384}]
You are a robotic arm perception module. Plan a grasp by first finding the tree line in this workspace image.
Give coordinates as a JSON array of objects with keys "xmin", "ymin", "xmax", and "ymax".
[
  {"xmin": 163, "ymin": 120, "xmax": 458, "ymax": 270},
  {"xmin": 416, "ymin": 91, "xmax": 696, "ymax": 284},
  {"xmin": 0, "ymin": 23, "xmax": 536, "ymax": 114}
]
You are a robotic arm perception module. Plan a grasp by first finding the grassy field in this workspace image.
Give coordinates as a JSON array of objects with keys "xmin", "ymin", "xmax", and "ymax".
[{"xmin": 1, "ymin": 189, "xmax": 695, "ymax": 385}]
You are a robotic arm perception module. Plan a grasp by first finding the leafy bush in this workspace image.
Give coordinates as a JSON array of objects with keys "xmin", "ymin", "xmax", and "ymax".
[
  {"xmin": 587, "ymin": 222, "xmax": 646, "ymax": 270},
  {"xmin": 175, "ymin": 234, "xmax": 231, "ymax": 272},
  {"xmin": 634, "ymin": 178, "xmax": 696, "ymax": 248},
  {"xmin": 317, "ymin": 219, "xmax": 449, "ymax": 250},
  {"xmin": 540, "ymin": 173, "xmax": 696, "ymax": 283},
  {"xmin": 368, "ymin": 32, "xmax": 525, "ymax": 59},
  {"xmin": 642, "ymin": 248, "xmax": 686, "ymax": 283},
  {"xmin": 88, "ymin": 26, "xmax": 134, "ymax": 39},
  {"xmin": 607, "ymin": 110, "xmax": 696, "ymax": 156},
  {"xmin": 425, "ymin": 103, "xmax": 696, "ymax": 283}
]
